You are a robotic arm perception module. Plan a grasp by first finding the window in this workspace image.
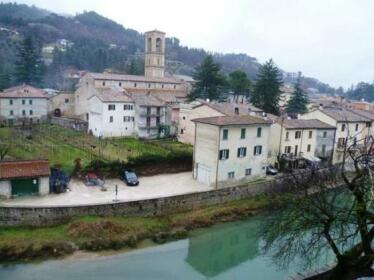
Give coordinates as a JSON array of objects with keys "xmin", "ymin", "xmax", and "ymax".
[
  {"xmin": 284, "ymin": 146, "xmax": 291, "ymax": 153},
  {"xmin": 321, "ymin": 144, "xmax": 326, "ymax": 156},
  {"xmin": 295, "ymin": 131, "xmax": 301, "ymax": 139},
  {"xmin": 341, "ymin": 124, "xmax": 346, "ymax": 132},
  {"xmin": 22, "ymin": 110, "xmax": 26, "ymax": 116},
  {"xmin": 156, "ymin": 37, "xmax": 162, "ymax": 52},
  {"xmin": 323, "ymin": 131, "xmax": 327, "ymax": 138},
  {"xmin": 119, "ymin": 82, "xmax": 122, "ymax": 87},
  {"xmin": 307, "ymin": 144, "xmax": 311, "ymax": 152},
  {"xmin": 148, "ymin": 83, "xmax": 151, "ymax": 88},
  {"xmin": 22, "ymin": 99, "xmax": 25, "ymax": 105},
  {"xmin": 228, "ymin": 172, "xmax": 235, "ymax": 179},
  {"xmin": 65, "ymin": 99, "xmax": 69, "ymax": 103},
  {"xmin": 174, "ymin": 85, "xmax": 177, "ymax": 89},
  {"xmin": 157, "ymin": 107, "xmax": 161, "ymax": 115},
  {"xmin": 161, "ymin": 84, "xmax": 164, "ymax": 88},
  {"xmin": 222, "ymin": 129, "xmax": 228, "ymax": 140},
  {"xmin": 245, "ymin": 168, "xmax": 252, "ymax": 176},
  {"xmin": 237, "ymin": 147, "xmax": 247, "ymax": 158},
  {"xmin": 240, "ymin": 128, "xmax": 246, "ymax": 139},
  {"xmin": 219, "ymin": 149, "xmax": 229, "ymax": 160},
  {"xmin": 355, "ymin": 123, "xmax": 359, "ymax": 131},
  {"xmin": 9, "ymin": 99, "xmax": 13, "ymax": 105},
  {"xmin": 9, "ymin": 110, "xmax": 13, "ymax": 116},
  {"xmin": 29, "ymin": 100, "xmax": 32, "ymax": 105},
  {"xmin": 180, "ymin": 129, "xmax": 184, "ymax": 134},
  {"xmin": 109, "ymin": 116, "xmax": 113, "ymax": 123},
  {"xmin": 253, "ymin": 145, "xmax": 262, "ymax": 155},
  {"xmin": 285, "ymin": 131, "xmax": 289, "ymax": 140},
  {"xmin": 124, "ymin": 104, "xmax": 133, "ymax": 110},
  {"xmin": 257, "ymin": 127, "xmax": 262, "ymax": 137},
  {"xmin": 29, "ymin": 110, "xmax": 33, "ymax": 116},
  {"xmin": 102, "ymin": 81, "xmax": 106, "ymax": 86},
  {"xmin": 182, "ymin": 116, "xmax": 186, "ymax": 120},
  {"xmin": 134, "ymin": 83, "xmax": 137, "ymax": 88},
  {"xmin": 156, "ymin": 117, "xmax": 160, "ymax": 126},
  {"xmin": 234, "ymin": 107, "xmax": 239, "ymax": 115},
  {"xmin": 308, "ymin": 131, "xmax": 312, "ymax": 138},
  {"xmin": 338, "ymin": 137, "xmax": 346, "ymax": 147},
  {"xmin": 108, "ymin": 104, "xmax": 116, "ymax": 111},
  {"xmin": 124, "ymin": 116, "xmax": 132, "ymax": 122}
]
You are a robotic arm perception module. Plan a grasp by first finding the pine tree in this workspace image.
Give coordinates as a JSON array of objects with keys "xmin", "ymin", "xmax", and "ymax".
[
  {"xmin": 0, "ymin": 55, "xmax": 10, "ymax": 90},
  {"xmin": 190, "ymin": 55, "xmax": 226, "ymax": 101},
  {"xmin": 251, "ymin": 59, "xmax": 283, "ymax": 115},
  {"xmin": 14, "ymin": 36, "xmax": 44, "ymax": 86},
  {"xmin": 228, "ymin": 70, "xmax": 252, "ymax": 101},
  {"xmin": 286, "ymin": 73, "xmax": 309, "ymax": 114}
]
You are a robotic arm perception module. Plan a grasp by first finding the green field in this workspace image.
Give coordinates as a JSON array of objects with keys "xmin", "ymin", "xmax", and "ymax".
[{"xmin": 0, "ymin": 125, "xmax": 193, "ymax": 174}]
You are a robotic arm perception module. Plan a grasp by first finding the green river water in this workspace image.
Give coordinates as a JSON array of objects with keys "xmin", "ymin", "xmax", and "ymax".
[{"xmin": 0, "ymin": 215, "xmax": 333, "ymax": 280}]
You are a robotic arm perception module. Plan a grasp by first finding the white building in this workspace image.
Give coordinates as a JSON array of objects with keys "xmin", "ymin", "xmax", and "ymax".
[
  {"xmin": 88, "ymin": 88, "xmax": 136, "ymax": 138},
  {"xmin": 300, "ymin": 108, "xmax": 371, "ymax": 163},
  {"xmin": 192, "ymin": 115, "xmax": 272, "ymax": 187},
  {"xmin": 0, "ymin": 84, "xmax": 49, "ymax": 126},
  {"xmin": 88, "ymin": 89, "xmax": 168, "ymax": 139}
]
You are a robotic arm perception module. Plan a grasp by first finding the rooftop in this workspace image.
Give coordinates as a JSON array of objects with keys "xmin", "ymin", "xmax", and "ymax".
[
  {"xmin": 129, "ymin": 93, "xmax": 165, "ymax": 107},
  {"xmin": 0, "ymin": 84, "xmax": 48, "ymax": 99},
  {"xmin": 281, "ymin": 119, "xmax": 336, "ymax": 129},
  {"xmin": 192, "ymin": 115, "xmax": 272, "ymax": 126},
  {"xmin": 320, "ymin": 108, "xmax": 370, "ymax": 122},
  {"xmin": 195, "ymin": 101, "xmax": 263, "ymax": 116},
  {"xmin": 87, "ymin": 72, "xmax": 181, "ymax": 84},
  {"xmin": 348, "ymin": 109, "xmax": 374, "ymax": 121},
  {"xmin": 0, "ymin": 160, "xmax": 50, "ymax": 180},
  {"xmin": 90, "ymin": 88, "xmax": 133, "ymax": 103}
]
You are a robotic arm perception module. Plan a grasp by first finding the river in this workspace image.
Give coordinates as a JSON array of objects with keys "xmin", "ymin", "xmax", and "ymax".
[{"xmin": 0, "ymin": 215, "xmax": 333, "ymax": 280}]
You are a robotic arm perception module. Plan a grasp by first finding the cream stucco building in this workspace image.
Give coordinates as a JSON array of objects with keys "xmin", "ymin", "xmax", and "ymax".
[
  {"xmin": 178, "ymin": 101, "xmax": 264, "ymax": 145},
  {"xmin": 300, "ymin": 108, "xmax": 371, "ymax": 164},
  {"xmin": 192, "ymin": 115, "xmax": 272, "ymax": 187}
]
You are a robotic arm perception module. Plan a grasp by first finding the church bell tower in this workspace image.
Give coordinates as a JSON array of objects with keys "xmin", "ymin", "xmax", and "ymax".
[{"xmin": 144, "ymin": 30, "xmax": 165, "ymax": 78}]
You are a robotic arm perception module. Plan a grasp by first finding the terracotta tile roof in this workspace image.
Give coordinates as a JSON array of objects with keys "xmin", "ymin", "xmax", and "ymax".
[
  {"xmin": 281, "ymin": 119, "xmax": 336, "ymax": 129},
  {"xmin": 129, "ymin": 93, "xmax": 166, "ymax": 107},
  {"xmin": 0, "ymin": 160, "xmax": 50, "ymax": 180},
  {"xmin": 0, "ymin": 84, "xmax": 48, "ymax": 99},
  {"xmin": 90, "ymin": 88, "xmax": 134, "ymax": 103},
  {"xmin": 194, "ymin": 101, "xmax": 263, "ymax": 116},
  {"xmin": 87, "ymin": 72, "xmax": 181, "ymax": 84},
  {"xmin": 321, "ymin": 108, "xmax": 370, "ymax": 122},
  {"xmin": 192, "ymin": 115, "xmax": 272, "ymax": 126},
  {"xmin": 348, "ymin": 109, "xmax": 374, "ymax": 121}
]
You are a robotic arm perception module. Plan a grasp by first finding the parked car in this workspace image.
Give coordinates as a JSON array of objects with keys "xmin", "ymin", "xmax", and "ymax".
[
  {"xmin": 84, "ymin": 172, "xmax": 104, "ymax": 187},
  {"xmin": 266, "ymin": 165, "xmax": 278, "ymax": 175},
  {"xmin": 122, "ymin": 169, "xmax": 139, "ymax": 186}
]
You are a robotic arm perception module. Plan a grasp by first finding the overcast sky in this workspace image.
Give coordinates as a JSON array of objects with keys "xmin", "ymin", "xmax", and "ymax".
[{"xmin": 6, "ymin": 0, "xmax": 374, "ymax": 88}]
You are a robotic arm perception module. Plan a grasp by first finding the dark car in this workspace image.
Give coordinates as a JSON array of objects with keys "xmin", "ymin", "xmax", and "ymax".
[
  {"xmin": 266, "ymin": 165, "xmax": 278, "ymax": 175},
  {"xmin": 122, "ymin": 170, "xmax": 139, "ymax": 186}
]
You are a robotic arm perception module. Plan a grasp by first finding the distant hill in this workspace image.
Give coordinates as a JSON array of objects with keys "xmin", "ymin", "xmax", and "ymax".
[{"xmin": 0, "ymin": 2, "xmax": 335, "ymax": 93}]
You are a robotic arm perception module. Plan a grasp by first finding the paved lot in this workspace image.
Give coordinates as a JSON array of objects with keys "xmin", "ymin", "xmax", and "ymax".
[{"xmin": 0, "ymin": 172, "xmax": 214, "ymax": 207}]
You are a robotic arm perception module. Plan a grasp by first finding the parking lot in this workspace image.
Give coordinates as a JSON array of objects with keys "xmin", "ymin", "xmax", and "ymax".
[{"xmin": 0, "ymin": 172, "xmax": 214, "ymax": 207}]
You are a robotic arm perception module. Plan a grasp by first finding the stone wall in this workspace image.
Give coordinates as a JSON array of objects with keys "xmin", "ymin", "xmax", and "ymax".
[
  {"xmin": 50, "ymin": 116, "xmax": 88, "ymax": 132},
  {"xmin": 0, "ymin": 176, "xmax": 294, "ymax": 227}
]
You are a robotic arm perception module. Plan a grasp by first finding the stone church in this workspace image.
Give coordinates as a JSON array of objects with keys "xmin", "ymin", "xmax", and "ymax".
[{"xmin": 74, "ymin": 30, "xmax": 193, "ymax": 121}]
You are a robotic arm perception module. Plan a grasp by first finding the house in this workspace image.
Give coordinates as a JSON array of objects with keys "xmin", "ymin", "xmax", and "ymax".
[
  {"xmin": 0, "ymin": 84, "xmax": 49, "ymax": 126},
  {"xmin": 268, "ymin": 118, "xmax": 336, "ymax": 169},
  {"xmin": 0, "ymin": 160, "xmax": 50, "ymax": 198},
  {"xmin": 49, "ymin": 91, "xmax": 75, "ymax": 117},
  {"xmin": 192, "ymin": 115, "xmax": 272, "ymax": 187},
  {"xmin": 348, "ymin": 109, "xmax": 374, "ymax": 137},
  {"xmin": 88, "ymin": 88, "xmax": 136, "ymax": 138},
  {"xmin": 300, "ymin": 108, "xmax": 371, "ymax": 163},
  {"xmin": 88, "ymin": 89, "xmax": 168, "ymax": 139},
  {"xmin": 178, "ymin": 101, "xmax": 264, "ymax": 144},
  {"xmin": 74, "ymin": 30, "xmax": 192, "ymax": 121}
]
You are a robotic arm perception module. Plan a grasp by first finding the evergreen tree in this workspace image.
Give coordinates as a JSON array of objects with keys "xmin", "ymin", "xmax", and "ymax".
[
  {"xmin": 228, "ymin": 70, "xmax": 252, "ymax": 101},
  {"xmin": 251, "ymin": 59, "xmax": 283, "ymax": 115},
  {"xmin": 0, "ymin": 55, "xmax": 10, "ymax": 90},
  {"xmin": 14, "ymin": 36, "xmax": 44, "ymax": 86},
  {"xmin": 286, "ymin": 73, "xmax": 309, "ymax": 114},
  {"xmin": 190, "ymin": 55, "xmax": 226, "ymax": 100}
]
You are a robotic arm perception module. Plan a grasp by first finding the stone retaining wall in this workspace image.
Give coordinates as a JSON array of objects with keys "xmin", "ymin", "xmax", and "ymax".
[{"xmin": 0, "ymin": 175, "xmax": 293, "ymax": 227}]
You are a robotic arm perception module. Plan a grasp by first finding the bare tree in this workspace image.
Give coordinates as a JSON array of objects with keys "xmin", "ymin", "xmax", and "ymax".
[{"xmin": 261, "ymin": 135, "xmax": 374, "ymax": 279}]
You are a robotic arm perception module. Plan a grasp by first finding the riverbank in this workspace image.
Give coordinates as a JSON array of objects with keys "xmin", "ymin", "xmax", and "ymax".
[{"xmin": 0, "ymin": 195, "xmax": 270, "ymax": 262}]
